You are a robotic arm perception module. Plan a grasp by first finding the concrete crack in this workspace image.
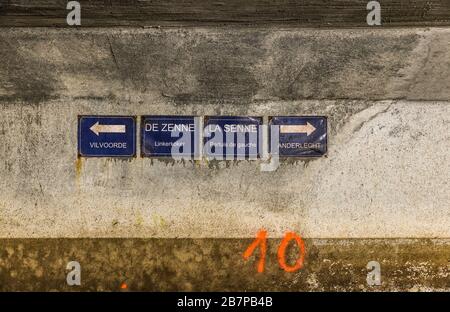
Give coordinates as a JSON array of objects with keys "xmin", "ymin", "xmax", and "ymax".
[
  {"xmin": 107, "ymin": 35, "xmax": 120, "ymax": 72},
  {"xmin": 352, "ymin": 101, "xmax": 395, "ymax": 134}
]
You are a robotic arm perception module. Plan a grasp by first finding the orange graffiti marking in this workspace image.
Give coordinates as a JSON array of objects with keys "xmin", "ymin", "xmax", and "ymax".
[
  {"xmin": 243, "ymin": 229, "xmax": 267, "ymax": 273},
  {"xmin": 277, "ymin": 232, "xmax": 306, "ymax": 272},
  {"xmin": 243, "ymin": 230, "xmax": 306, "ymax": 273}
]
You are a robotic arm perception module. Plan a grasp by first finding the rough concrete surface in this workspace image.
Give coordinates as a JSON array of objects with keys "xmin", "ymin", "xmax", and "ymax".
[
  {"xmin": 0, "ymin": 27, "xmax": 449, "ymax": 238},
  {"xmin": 0, "ymin": 98, "xmax": 448, "ymax": 238},
  {"xmin": 0, "ymin": 238, "xmax": 448, "ymax": 291},
  {"xmin": 2, "ymin": 28, "xmax": 450, "ymax": 102},
  {"xmin": 0, "ymin": 27, "xmax": 448, "ymax": 290}
]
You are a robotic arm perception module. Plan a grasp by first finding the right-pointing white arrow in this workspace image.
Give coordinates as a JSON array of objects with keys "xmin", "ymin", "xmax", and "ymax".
[
  {"xmin": 90, "ymin": 121, "xmax": 126, "ymax": 136},
  {"xmin": 279, "ymin": 122, "xmax": 316, "ymax": 136}
]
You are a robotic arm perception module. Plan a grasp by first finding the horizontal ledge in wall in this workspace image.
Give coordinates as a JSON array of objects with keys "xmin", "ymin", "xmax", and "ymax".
[{"xmin": 2, "ymin": 0, "xmax": 450, "ymax": 27}]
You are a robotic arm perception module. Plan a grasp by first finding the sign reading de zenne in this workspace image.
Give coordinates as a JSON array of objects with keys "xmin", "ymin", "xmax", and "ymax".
[{"xmin": 141, "ymin": 116, "xmax": 200, "ymax": 157}]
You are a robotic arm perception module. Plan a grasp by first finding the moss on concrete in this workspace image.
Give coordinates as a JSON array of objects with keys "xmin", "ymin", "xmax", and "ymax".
[{"xmin": 0, "ymin": 239, "xmax": 448, "ymax": 291}]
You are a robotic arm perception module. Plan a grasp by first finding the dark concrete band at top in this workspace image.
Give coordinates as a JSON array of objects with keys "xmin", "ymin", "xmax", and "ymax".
[{"xmin": 78, "ymin": 115, "xmax": 327, "ymax": 158}]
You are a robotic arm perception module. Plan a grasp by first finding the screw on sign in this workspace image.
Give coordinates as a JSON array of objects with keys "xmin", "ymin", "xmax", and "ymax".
[{"xmin": 243, "ymin": 230, "xmax": 306, "ymax": 273}]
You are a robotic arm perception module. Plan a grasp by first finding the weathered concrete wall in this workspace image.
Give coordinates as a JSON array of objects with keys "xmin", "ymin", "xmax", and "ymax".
[
  {"xmin": 0, "ymin": 238, "xmax": 448, "ymax": 291},
  {"xmin": 2, "ymin": 27, "xmax": 450, "ymax": 102},
  {"xmin": 0, "ymin": 28, "xmax": 449, "ymax": 239},
  {"xmin": 0, "ymin": 99, "xmax": 449, "ymax": 238},
  {"xmin": 2, "ymin": 0, "xmax": 450, "ymax": 27}
]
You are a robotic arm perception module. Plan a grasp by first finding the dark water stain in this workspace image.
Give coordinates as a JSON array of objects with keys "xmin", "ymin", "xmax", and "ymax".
[
  {"xmin": 0, "ymin": 37, "xmax": 60, "ymax": 104},
  {"xmin": 264, "ymin": 33, "xmax": 419, "ymax": 100},
  {"xmin": 0, "ymin": 30, "xmax": 419, "ymax": 105}
]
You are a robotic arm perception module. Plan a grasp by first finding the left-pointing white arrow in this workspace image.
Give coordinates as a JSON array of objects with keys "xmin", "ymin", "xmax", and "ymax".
[{"xmin": 90, "ymin": 121, "xmax": 126, "ymax": 136}]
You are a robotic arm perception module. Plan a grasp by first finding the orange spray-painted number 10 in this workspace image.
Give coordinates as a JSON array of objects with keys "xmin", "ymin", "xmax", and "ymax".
[{"xmin": 243, "ymin": 230, "xmax": 306, "ymax": 273}]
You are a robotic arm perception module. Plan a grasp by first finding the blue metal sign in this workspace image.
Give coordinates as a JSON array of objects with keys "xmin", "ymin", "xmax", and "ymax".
[
  {"xmin": 78, "ymin": 116, "xmax": 136, "ymax": 157},
  {"xmin": 141, "ymin": 116, "xmax": 198, "ymax": 157},
  {"xmin": 204, "ymin": 116, "xmax": 262, "ymax": 159},
  {"xmin": 270, "ymin": 116, "xmax": 327, "ymax": 157}
]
